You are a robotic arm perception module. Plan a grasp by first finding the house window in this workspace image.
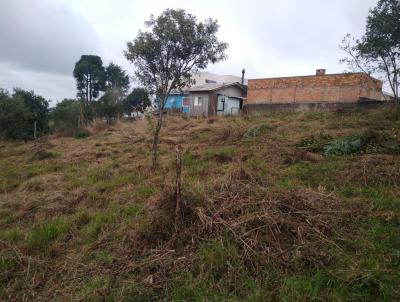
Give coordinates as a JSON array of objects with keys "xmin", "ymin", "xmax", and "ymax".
[{"xmin": 194, "ymin": 96, "xmax": 202, "ymax": 106}]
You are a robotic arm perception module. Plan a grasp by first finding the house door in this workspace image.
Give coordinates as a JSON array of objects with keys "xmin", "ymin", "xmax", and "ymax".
[{"xmin": 217, "ymin": 95, "xmax": 226, "ymax": 116}]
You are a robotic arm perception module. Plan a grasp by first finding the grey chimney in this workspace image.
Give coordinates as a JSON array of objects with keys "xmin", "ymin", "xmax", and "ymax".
[
  {"xmin": 241, "ymin": 69, "xmax": 245, "ymax": 85},
  {"xmin": 316, "ymin": 69, "xmax": 326, "ymax": 76}
]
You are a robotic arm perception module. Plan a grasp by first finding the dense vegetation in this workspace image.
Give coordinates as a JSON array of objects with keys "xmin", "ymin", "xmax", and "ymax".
[
  {"xmin": 0, "ymin": 88, "xmax": 50, "ymax": 140},
  {"xmin": 1, "ymin": 107, "xmax": 399, "ymax": 301},
  {"xmin": 0, "ymin": 84, "xmax": 151, "ymax": 140}
]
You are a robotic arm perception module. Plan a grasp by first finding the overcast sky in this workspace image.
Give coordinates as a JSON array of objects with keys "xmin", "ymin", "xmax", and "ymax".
[{"xmin": 0, "ymin": 0, "xmax": 378, "ymax": 104}]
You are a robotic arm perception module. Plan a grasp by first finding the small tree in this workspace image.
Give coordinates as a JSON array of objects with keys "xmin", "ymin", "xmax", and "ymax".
[
  {"xmin": 51, "ymin": 99, "xmax": 81, "ymax": 136},
  {"xmin": 123, "ymin": 87, "xmax": 151, "ymax": 116},
  {"xmin": 73, "ymin": 55, "xmax": 106, "ymax": 103},
  {"xmin": 340, "ymin": 0, "xmax": 400, "ymax": 102},
  {"xmin": 96, "ymin": 90, "xmax": 123, "ymax": 124},
  {"xmin": 125, "ymin": 9, "xmax": 227, "ymax": 167}
]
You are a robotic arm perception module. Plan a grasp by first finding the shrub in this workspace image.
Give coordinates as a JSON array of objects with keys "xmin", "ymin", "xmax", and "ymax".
[
  {"xmin": 95, "ymin": 90, "xmax": 123, "ymax": 124},
  {"xmin": 297, "ymin": 132, "xmax": 333, "ymax": 153},
  {"xmin": 243, "ymin": 124, "xmax": 270, "ymax": 138},
  {"xmin": 75, "ymin": 128, "xmax": 91, "ymax": 139},
  {"xmin": 324, "ymin": 130, "xmax": 400, "ymax": 156},
  {"xmin": 0, "ymin": 88, "xmax": 49, "ymax": 140},
  {"xmin": 51, "ymin": 99, "xmax": 81, "ymax": 136},
  {"xmin": 324, "ymin": 134, "xmax": 363, "ymax": 156}
]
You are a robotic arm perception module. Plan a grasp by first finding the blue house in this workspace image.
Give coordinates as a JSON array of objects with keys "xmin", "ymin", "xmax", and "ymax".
[{"xmin": 163, "ymin": 93, "xmax": 190, "ymax": 114}]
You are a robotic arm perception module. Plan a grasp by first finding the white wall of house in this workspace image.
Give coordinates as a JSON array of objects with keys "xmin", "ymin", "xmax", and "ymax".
[
  {"xmin": 189, "ymin": 92, "xmax": 209, "ymax": 116},
  {"xmin": 217, "ymin": 95, "xmax": 241, "ymax": 115}
]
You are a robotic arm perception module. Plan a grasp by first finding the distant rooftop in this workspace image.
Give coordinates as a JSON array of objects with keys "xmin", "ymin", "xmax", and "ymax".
[
  {"xmin": 188, "ymin": 82, "xmax": 246, "ymax": 92},
  {"xmin": 191, "ymin": 71, "xmax": 248, "ymax": 86},
  {"xmin": 170, "ymin": 71, "xmax": 248, "ymax": 94}
]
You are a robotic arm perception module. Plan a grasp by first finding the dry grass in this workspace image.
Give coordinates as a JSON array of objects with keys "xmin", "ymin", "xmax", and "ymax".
[{"xmin": 0, "ymin": 108, "xmax": 399, "ymax": 301}]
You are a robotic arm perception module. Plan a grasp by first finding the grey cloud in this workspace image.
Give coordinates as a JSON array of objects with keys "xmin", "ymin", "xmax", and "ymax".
[
  {"xmin": 0, "ymin": 0, "xmax": 380, "ymax": 102},
  {"xmin": 0, "ymin": 0, "xmax": 102, "ymax": 75},
  {"xmin": 0, "ymin": 62, "xmax": 76, "ymax": 104},
  {"xmin": 222, "ymin": 0, "xmax": 378, "ymax": 76}
]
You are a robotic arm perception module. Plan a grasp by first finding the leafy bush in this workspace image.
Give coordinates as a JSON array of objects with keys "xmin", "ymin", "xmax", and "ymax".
[
  {"xmin": 51, "ymin": 99, "xmax": 81, "ymax": 136},
  {"xmin": 0, "ymin": 88, "xmax": 49, "ymax": 140},
  {"xmin": 324, "ymin": 135, "xmax": 363, "ymax": 156},
  {"xmin": 300, "ymin": 130, "xmax": 400, "ymax": 157},
  {"xmin": 95, "ymin": 90, "xmax": 123, "ymax": 124},
  {"xmin": 243, "ymin": 124, "xmax": 270, "ymax": 138},
  {"xmin": 297, "ymin": 132, "xmax": 333, "ymax": 153},
  {"xmin": 324, "ymin": 130, "xmax": 400, "ymax": 156},
  {"xmin": 75, "ymin": 128, "xmax": 91, "ymax": 139},
  {"xmin": 123, "ymin": 87, "xmax": 150, "ymax": 116}
]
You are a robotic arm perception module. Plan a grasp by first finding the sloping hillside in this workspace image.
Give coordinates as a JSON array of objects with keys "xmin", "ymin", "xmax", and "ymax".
[{"xmin": 1, "ymin": 108, "xmax": 400, "ymax": 301}]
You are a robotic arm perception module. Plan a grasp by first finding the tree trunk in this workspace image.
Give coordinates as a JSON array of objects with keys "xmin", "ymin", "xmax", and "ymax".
[
  {"xmin": 175, "ymin": 144, "xmax": 182, "ymax": 223},
  {"xmin": 151, "ymin": 108, "xmax": 163, "ymax": 169}
]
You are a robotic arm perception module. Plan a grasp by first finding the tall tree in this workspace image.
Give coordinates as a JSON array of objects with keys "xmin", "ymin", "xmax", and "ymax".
[
  {"xmin": 105, "ymin": 62, "xmax": 130, "ymax": 96},
  {"xmin": 340, "ymin": 0, "xmax": 400, "ymax": 102},
  {"xmin": 73, "ymin": 55, "xmax": 106, "ymax": 102},
  {"xmin": 101, "ymin": 63, "xmax": 130, "ymax": 121},
  {"xmin": 123, "ymin": 87, "xmax": 151, "ymax": 116},
  {"xmin": 124, "ymin": 9, "xmax": 227, "ymax": 167}
]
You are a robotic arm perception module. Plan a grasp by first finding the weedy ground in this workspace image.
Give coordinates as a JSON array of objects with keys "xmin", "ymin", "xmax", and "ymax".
[{"xmin": 1, "ymin": 107, "xmax": 400, "ymax": 301}]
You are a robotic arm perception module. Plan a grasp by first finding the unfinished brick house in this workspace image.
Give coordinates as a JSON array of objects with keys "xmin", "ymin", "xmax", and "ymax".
[{"xmin": 245, "ymin": 70, "xmax": 384, "ymax": 112}]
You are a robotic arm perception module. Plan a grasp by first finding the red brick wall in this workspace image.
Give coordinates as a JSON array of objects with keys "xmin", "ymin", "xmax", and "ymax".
[{"xmin": 246, "ymin": 73, "xmax": 383, "ymax": 105}]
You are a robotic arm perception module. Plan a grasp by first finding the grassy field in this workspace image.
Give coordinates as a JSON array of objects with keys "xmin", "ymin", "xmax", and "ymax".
[{"xmin": 1, "ymin": 107, "xmax": 400, "ymax": 301}]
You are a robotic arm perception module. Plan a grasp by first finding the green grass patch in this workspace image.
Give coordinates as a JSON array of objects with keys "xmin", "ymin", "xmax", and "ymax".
[
  {"xmin": 133, "ymin": 184, "xmax": 155, "ymax": 202},
  {"xmin": 80, "ymin": 276, "xmax": 111, "ymax": 301},
  {"xmin": 203, "ymin": 146, "xmax": 235, "ymax": 163},
  {"xmin": 28, "ymin": 217, "xmax": 70, "ymax": 252},
  {"xmin": 124, "ymin": 203, "xmax": 145, "ymax": 217},
  {"xmin": 182, "ymin": 151, "xmax": 209, "ymax": 175},
  {"xmin": 83, "ymin": 204, "xmax": 120, "ymax": 238},
  {"xmin": 31, "ymin": 150, "xmax": 61, "ymax": 161},
  {"xmin": 0, "ymin": 228, "xmax": 25, "ymax": 242},
  {"xmin": 243, "ymin": 124, "xmax": 271, "ymax": 139}
]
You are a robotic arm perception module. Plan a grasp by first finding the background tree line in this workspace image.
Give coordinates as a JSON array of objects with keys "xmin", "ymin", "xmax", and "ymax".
[
  {"xmin": 1, "ymin": 1, "xmax": 398, "ymax": 144},
  {"xmin": 0, "ymin": 57, "xmax": 150, "ymax": 140}
]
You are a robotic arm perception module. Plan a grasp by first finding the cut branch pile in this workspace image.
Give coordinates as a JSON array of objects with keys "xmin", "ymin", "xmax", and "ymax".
[
  {"xmin": 135, "ymin": 167, "xmax": 362, "ymax": 287},
  {"xmin": 193, "ymin": 168, "xmax": 359, "ymax": 267}
]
